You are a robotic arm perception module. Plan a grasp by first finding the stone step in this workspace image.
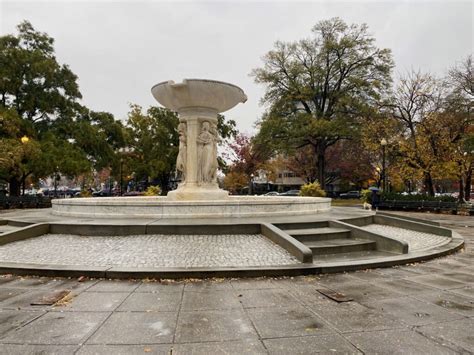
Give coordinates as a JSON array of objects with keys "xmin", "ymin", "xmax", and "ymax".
[
  {"xmin": 304, "ymin": 239, "xmax": 376, "ymax": 255},
  {"xmin": 313, "ymin": 250, "xmax": 397, "ymax": 263},
  {"xmin": 284, "ymin": 227, "xmax": 351, "ymax": 242},
  {"xmin": 274, "ymin": 221, "xmax": 328, "ymax": 231}
]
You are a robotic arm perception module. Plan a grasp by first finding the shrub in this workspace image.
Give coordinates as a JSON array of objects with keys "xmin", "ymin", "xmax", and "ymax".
[
  {"xmin": 79, "ymin": 190, "xmax": 92, "ymax": 198},
  {"xmin": 299, "ymin": 182, "xmax": 326, "ymax": 197},
  {"xmin": 381, "ymin": 192, "xmax": 456, "ymax": 202},
  {"xmin": 360, "ymin": 189, "xmax": 372, "ymax": 203},
  {"xmin": 143, "ymin": 185, "xmax": 161, "ymax": 196}
]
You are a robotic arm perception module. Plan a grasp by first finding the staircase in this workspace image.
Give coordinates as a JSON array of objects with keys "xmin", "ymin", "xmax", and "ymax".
[{"xmin": 274, "ymin": 221, "xmax": 386, "ymax": 262}]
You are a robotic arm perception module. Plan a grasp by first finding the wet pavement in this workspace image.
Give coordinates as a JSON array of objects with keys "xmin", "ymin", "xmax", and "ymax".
[{"xmin": 0, "ymin": 211, "xmax": 473, "ymax": 354}]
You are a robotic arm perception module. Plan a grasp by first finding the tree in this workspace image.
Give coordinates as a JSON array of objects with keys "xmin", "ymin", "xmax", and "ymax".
[
  {"xmin": 252, "ymin": 17, "xmax": 393, "ymax": 188},
  {"xmin": 385, "ymin": 71, "xmax": 447, "ymax": 196},
  {"xmin": 447, "ymin": 55, "xmax": 474, "ymax": 200},
  {"xmin": 0, "ymin": 21, "xmax": 125, "ymax": 195}
]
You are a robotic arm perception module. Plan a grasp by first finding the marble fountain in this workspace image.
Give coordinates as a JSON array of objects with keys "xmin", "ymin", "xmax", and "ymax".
[
  {"xmin": 1, "ymin": 78, "xmax": 460, "ymax": 279},
  {"xmin": 51, "ymin": 79, "xmax": 331, "ymax": 219}
]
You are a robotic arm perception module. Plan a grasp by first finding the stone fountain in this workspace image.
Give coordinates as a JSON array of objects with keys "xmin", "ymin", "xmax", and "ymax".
[
  {"xmin": 151, "ymin": 79, "xmax": 247, "ymax": 201},
  {"xmin": 51, "ymin": 79, "xmax": 331, "ymax": 218}
]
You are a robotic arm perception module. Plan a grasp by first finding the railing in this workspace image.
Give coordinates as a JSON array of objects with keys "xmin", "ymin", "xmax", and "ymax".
[
  {"xmin": 0, "ymin": 196, "xmax": 52, "ymax": 209},
  {"xmin": 377, "ymin": 200, "xmax": 472, "ymax": 215}
]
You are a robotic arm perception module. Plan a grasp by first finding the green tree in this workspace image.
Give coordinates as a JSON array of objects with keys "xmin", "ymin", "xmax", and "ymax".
[
  {"xmin": 0, "ymin": 21, "xmax": 125, "ymax": 195},
  {"xmin": 252, "ymin": 18, "xmax": 393, "ymax": 188}
]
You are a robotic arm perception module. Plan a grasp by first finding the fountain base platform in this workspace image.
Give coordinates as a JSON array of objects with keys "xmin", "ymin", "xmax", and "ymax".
[{"xmin": 51, "ymin": 196, "xmax": 332, "ymax": 219}]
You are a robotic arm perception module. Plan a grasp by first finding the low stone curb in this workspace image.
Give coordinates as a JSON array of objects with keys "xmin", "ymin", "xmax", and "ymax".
[{"xmin": 0, "ymin": 232, "xmax": 463, "ymax": 279}]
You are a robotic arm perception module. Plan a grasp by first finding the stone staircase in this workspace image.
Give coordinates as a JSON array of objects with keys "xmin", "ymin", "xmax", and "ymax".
[{"xmin": 274, "ymin": 221, "xmax": 387, "ymax": 262}]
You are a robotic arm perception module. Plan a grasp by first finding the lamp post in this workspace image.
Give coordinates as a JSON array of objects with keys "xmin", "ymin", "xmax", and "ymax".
[
  {"xmin": 118, "ymin": 147, "xmax": 133, "ymax": 196},
  {"xmin": 249, "ymin": 173, "xmax": 254, "ymax": 195},
  {"xmin": 20, "ymin": 136, "xmax": 29, "ymax": 195},
  {"xmin": 381, "ymin": 138, "xmax": 388, "ymax": 192}
]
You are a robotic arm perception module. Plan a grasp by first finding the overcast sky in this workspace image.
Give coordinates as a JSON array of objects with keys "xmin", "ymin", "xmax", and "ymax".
[{"xmin": 1, "ymin": 0, "xmax": 472, "ymax": 133}]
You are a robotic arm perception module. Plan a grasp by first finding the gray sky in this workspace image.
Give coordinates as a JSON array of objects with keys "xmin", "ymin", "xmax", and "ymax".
[{"xmin": 1, "ymin": 0, "xmax": 472, "ymax": 133}]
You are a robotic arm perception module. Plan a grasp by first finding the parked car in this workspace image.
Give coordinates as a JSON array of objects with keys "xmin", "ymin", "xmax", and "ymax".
[
  {"xmin": 339, "ymin": 191, "xmax": 361, "ymax": 199},
  {"xmin": 279, "ymin": 190, "xmax": 300, "ymax": 196},
  {"xmin": 263, "ymin": 191, "xmax": 280, "ymax": 196}
]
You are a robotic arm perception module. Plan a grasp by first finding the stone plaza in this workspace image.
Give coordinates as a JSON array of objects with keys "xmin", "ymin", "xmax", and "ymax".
[{"xmin": 0, "ymin": 211, "xmax": 473, "ymax": 354}]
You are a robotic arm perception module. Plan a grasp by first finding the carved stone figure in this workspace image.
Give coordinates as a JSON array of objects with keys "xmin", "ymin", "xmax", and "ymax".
[
  {"xmin": 176, "ymin": 122, "xmax": 187, "ymax": 181},
  {"xmin": 196, "ymin": 121, "xmax": 216, "ymax": 184},
  {"xmin": 209, "ymin": 122, "xmax": 219, "ymax": 182}
]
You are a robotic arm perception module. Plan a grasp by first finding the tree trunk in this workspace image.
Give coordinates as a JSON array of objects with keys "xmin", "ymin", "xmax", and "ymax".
[
  {"xmin": 424, "ymin": 172, "xmax": 435, "ymax": 197},
  {"xmin": 9, "ymin": 177, "xmax": 20, "ymax": 196},
  {"xmin": 458, "ymin": 178, "xmax": 465, "ymax": 202},
  {"xmin": 315, "ymin": 144, "xmax": 326, "ymax": 190},
  {"xmin": 464, "ymin": 166, "xmax": 472, "ymax": 201}
]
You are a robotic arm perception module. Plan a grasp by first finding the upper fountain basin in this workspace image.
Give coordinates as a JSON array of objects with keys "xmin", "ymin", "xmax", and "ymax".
[{"xmin": 151, "ymin": 79, "xmax": 247, "ymax": 114}]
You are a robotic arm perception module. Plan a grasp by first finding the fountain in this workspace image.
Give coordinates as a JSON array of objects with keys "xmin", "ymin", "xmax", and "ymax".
[
  {"xmin": 51, "ymin": 79, "xmax": 331, "ymax": 218},
  {"xmin": 151, "ymin": 79, "xmax": 246, "ymax": 201}
]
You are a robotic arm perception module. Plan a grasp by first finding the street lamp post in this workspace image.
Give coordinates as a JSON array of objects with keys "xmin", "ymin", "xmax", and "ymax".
[
  {"xmin": 118, "ymin": 147, "xmax": 133, "ymax": 196},
  {"xmin": 120, "ymin": 158, "xmax": 123, "ymax": 196},
  {"xmin": 249, "ymin": 173, "xmax": 254, "ymax": 195},
  {"xmin": 20, "ymin": 136, "xmax": 29, "ymax": 195},
  {"xmin": 381, "ymin": 138, "xmax": 388, "ymax": 192}
]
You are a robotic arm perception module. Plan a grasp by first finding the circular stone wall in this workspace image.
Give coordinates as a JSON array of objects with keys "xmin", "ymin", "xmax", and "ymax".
[{"xmin": 51, "ymin": 196, "xmax": 331, "ymax": 219}]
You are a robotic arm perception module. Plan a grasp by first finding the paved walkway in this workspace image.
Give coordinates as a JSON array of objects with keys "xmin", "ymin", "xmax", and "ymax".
[
  {"xmin": 0, "ymin": 233, "xmax": 298, "ymax": 268},
  {"xmin": 0, "ymin": 211, "xmax": 473, "ymax": 354}
]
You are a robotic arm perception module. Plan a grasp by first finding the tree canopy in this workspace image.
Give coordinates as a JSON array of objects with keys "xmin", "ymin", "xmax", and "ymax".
[
  {"xmin": 252, "ymin": 17, "xmax": 394, "ymax": 187},
  {"xmin": 0, "ymin": 21, "xmax": 125, "ymax": 195}
]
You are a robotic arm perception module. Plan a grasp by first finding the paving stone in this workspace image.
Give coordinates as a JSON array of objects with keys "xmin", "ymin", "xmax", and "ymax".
[
  {"xmin": 376, "ymin": 279, "xmax": 438, "ymax": 295},
  {"xmin": 77, "ymin": 344, "xmax": 173, "ymax": 354},
  {"xmin": 183, "ymin": 279, "xmax": 233, "ymax": 292},
  {"xmin": 310, "ymin": 299, "xmax": 405, "ymax": 333},
  {"xmin": 0, "ymin": 288, "xmax": 29, "ymax": 303},
  {"xmin": 330, "ymin": 282, "xmax": 404, "ymax": 304},
  {"xmin": 345, "ymin": 329, "xmax": 458, "ymax": 354},
  {"xmin": 264, "ymin": 334, "xmax": 361, "ymax": 354},
  {"xmin": 0, "ymin": 290, "xmax": 61, "ymax": 310},
  {"xmin": 413, "ymin": 291, "xmax": 474, "ymax": 317},
  {"xmin": 181, "ymin": 290, "xmax": 242, "ymax": 311},
  {"xmin": 0, "ymin": 309, "xmax": 44, "ymax": 338},
  {"xmin": 447, "ymin": 286, "xmax": 474, "ymax": 299},
  {"xmin": 284, "ymin": 284, "xmax": 331, "ymax": 306},
  {"xmin": 247, "ymin": 305, "xmax": 332, "ymax": 339},
  {"xmin": 406, "ymin": 274, "xmax": 467, "ymax": 290},
  {"xmin": 231, "ymin": 278, "xmax": 279, "ymax": 290},
  {"xmin": 237, "ymin": 289, "xmax": 296, "ymax": 308},
  {"xmin": 86, "ymin": 280, "xmax": 140, "ymax": 293},
  {"xmin": 438, "ymin": 271, "xmax": 474, "ymax": 284},
  {"xmin": 0, "ymin": 233, "xmax": 298, "ymax": 268},
  {"xmin": 117, "ymin": 292, "xmax": 181, "ymax": 312},
  {"xmin": 87, "ymin": 312, "xmax": 177, "ymax": 344},
  {"xmin": 2, "ymin": 277, "xmax": 54, "ymax": 289},
  {"xmin": 361, "ymin": 224, "xmax": 450, "ymax": 251},
  {"xmin": 52, "ymin": 292, "xmax": 129, "ymax": 312},
  {"xmin": 173, "ymin": 340, "xmax": 267, "ymax": 355},
  {"xmin": 135, "ymin": 280, "xmax": 184, "ymax": 293},
  {"xmin": 0, "ymin": 344, "xmax": 79, "ymax": 354},
  {"xmin": 350, "ymin": 269, "xmax": 392, "ymax": 282},
  {"xmin": 175, "ymin": 309, "xmax": 256, "ymax": 343},
  {"xmin": 416, "ymin": 317, "xmax": 474, "ymax": 353},
  {"xmin": 369, "ymin": 296, "xmax": 465, "ymax": 326},
  {"xmin": 1, "ymin": 311, "xmax": 109, "ymax": 344}
]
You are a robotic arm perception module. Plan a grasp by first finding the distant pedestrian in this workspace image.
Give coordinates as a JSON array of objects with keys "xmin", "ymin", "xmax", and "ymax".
[{"xmin": 371, "ymin": 189, "xmax": 380, "ymax": 210}]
